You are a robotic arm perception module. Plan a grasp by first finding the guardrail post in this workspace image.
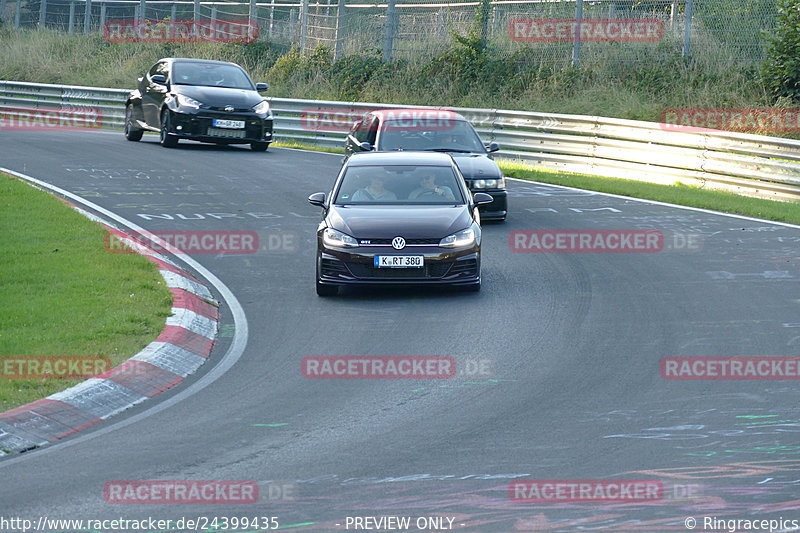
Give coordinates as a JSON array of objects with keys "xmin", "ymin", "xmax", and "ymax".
[
  {"xmin": 83, "ymin": 0, "xmax": 91, "ymax": 34},
  {"xmin": 300, "ymin": 0, "xmax": 308, "ymax": 51},
  {"xmin": 572, "ymin": 0, "xmax": 583, "ymax": 67},
  {"xmin": 682, "ymin": 0, "xmax": 693, "ymax": 60},
  {"xmin": 333, "ymin": 0, "xmax": 345, "ymax": 61},
  {"xmin": 269, "ymin": 0, "xmax": 274, "ymax": 38},
  {"xmin": 382, "ymin": 0, "xmax": 395, "ymax": 62},
  {"xmin": 38, "ymin": 0, "xmax": 47, "ymax": 28},
  {"xmin": 68, "ymin": 2, "xmax": 75, "ymax": 33}
]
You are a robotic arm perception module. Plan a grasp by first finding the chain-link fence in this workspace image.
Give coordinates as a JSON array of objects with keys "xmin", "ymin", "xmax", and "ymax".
[{"xmin": 0, "ymin": 0, "xmax": 779, "ymax": 66}]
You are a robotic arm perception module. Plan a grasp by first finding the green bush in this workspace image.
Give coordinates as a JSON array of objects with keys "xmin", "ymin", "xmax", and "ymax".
[{"xmin": 762, "ymin": 0, "xmax": 800, "ymax": 101}]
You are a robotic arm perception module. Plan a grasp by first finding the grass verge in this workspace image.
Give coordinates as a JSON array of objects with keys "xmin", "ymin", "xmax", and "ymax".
[
  {"xmin": 500, "ymin": 160, "xmax": 800, "ymax": 226},
  {"xmin": 0, "ymin": 172, "xmax": 173, "ymax": 411}
]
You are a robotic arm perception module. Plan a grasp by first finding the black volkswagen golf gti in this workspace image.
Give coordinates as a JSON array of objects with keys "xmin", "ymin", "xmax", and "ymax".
[
  {"xmin": 124, "ymin": 58, "xmax": 273, "ymax": 151},
  {"xmin": 309, "ymin": 152, "xmax": 493, "ymax": 296}
]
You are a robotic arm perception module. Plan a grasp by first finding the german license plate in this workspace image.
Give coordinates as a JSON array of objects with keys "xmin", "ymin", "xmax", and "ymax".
[
  {"xmin": 374, "ymin": 255, "xmax": 424, "ymax": 268},
  {"xmin": 213, "ymin": 119, "xmax": 245, "ymax": 129},
  {"xmin": 207, "ymin": 127, "xmax": 246, "ymax": 138}
]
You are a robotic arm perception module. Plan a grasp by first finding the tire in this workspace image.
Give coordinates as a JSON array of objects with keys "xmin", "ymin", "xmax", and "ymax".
[
  {"xmin": 160, "ymin": 110, "xmax": 178, "ymax": 148},
  {"xmin": 124, "ymin": 104, "xmax": 143, "ymax": 142},
  {"xmin": 316, "ymin": 279, "xmax": 338, "ymax": 296},
  {"xmin": 251, "ymin": 142, "xmax": 269, "ymax": 152}
]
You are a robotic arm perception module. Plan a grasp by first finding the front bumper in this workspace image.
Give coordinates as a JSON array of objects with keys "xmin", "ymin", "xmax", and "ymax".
[
  {"xmin": 317, "ymin": 247, "xmax": 480, "ymax": 287},
  {"xmin": 470, "ymin": 187, "xmax": 507, "ymax": 221},
  {"xmin": 168, "ymin": 110, "xmax": 273, "ymax": 144}
]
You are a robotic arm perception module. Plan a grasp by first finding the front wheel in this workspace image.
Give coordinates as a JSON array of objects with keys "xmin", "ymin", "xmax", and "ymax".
[
  {"xmin": 160, "ymin": 110, "xmax": 178, "ymax": 148},
  {"xmin": 251, "ymin": 142, "xmax": 269, "ymax": 152},
  {"xmin": 124, "ymin": 104, "xmax": 143, "ymax": 142}
]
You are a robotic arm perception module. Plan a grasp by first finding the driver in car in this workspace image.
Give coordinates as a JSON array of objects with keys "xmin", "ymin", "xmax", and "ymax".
[
  {"xmin": 352, "ymin": 175, "xmax": 398, "ymax": 202},
  {"xmin": 409, "ymin": 173, "xmax": 455, "ymax": 201}
]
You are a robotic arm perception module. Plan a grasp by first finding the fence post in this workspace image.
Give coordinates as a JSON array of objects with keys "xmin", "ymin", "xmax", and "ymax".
[
  {"xmin": 0, "ymin": 0, "xmax": 7, "ymax": 24},
  {"xmin": 333, "ymin": 0, "xmax": 345, "ymax": 61},
  {"xmin": 269, "ymin": 0, "xmax": 274, "ymax": 38},
  {"xmin": 68, "ymin": 2, "xmax": 75, "ymax": 33},
  {"xmin": 193, "ymin": 0, "xmax": 199, "ymax": 21},
  {"xmin": 170, "ymin": 3, "xmax": 176, "ymax": 20},
  {"xmin": 249, "ymin": 0, "xmax": 256, "ymax": 28},
  {"xmin": 300, "ymin": 0, "xmax": 308, "ymax": 51},
  {"xmin": 289, "ymin": 7, "xmax": 295, "ymax": 40},
  {"xmin": 14, "ymin": 0, "xmax": 21, "ymax": 28},
  {"xmin": 211, "ymin": 5, "xmax": 216, "ymax": 24},
  {"xmin": 382, "ymin": 0, "xmax": 395, "ymax": 62},
  {"xmin": 670, "ymin": 0, "xmax": 676, "ymax": 29},
  {"xmin": 39, "ymin": 0, "xmax": 47, "ymax": 27},
  {"xmin": 682, "ymin": 0, "xmax": 693, "ymax": 60},
  {"xmin": 83, "ymin": 0, "xmax": 91, "ymax": 34},
  {"xmin": 139, "ymin": 0, "xmax": 145, "ymax": 20},
  {"xmin": 572, "ymin": 0, "xmax": 583, "ymax": 67},
  {"xmin": 100, "ymin": 2, "xmax": 106, "ymax": 30}
]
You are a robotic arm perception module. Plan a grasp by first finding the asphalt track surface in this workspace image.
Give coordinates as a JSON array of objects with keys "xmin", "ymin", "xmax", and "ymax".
[{"xmin": 1, "ymin": 128, "xmax": 800, "ymax": 533}]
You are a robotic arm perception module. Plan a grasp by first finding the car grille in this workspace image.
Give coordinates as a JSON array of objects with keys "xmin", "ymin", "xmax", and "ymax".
[
  {"xmin": 321, "ymin": 257, "xmax": 351, "ymax": 278},
  {"xmin": 358, "ymin": 238, "xmax": 441, "ymax": 246},
  {"xmin": 347, "ymin": 262, "xmax": 451, "ymax": 279},
  {"xmin": 447, "ymin": 258, "xmax": 478, "ymax": 277}
]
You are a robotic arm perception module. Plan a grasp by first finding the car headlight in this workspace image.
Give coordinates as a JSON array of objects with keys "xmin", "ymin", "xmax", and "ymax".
[
  {"xmin": 323, "ymin": 228, "xmax": 359, "ymax": 248},
  {"xmin": 439, "ymin": 227, "xmax": 476, "ymax": 248},
  {"xmin": 470, "ymin": 177, "xmax": 505, "ymax": 189},
  {"xmin": 176, "ymin": 94, "xmax": 202, "ymax": 109},
  {"xmin": 252, "ymin": 100, "xmax": 270, "ymax": 115}
]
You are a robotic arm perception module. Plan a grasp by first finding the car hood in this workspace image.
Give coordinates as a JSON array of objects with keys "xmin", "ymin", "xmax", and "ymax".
[
  {"xmin": 450, "ymin": 153, "xmax": 502, "ymax": 180},
  {"xmin": 328, "ymin": 205, "xmax": 473, "ymax": 239},
  {"xmin": 173, "ymin": 85, "xmax": 262, "ymax": 108}
]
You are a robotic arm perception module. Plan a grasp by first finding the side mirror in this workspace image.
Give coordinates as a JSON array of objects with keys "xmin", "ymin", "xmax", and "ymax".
[
  {"xmin": 359, "ymin": 142, "xmax": 373, "ymax": 151},
  {"xmin": 256, "ymin": 82, "xmax": 269, "ymax": 92},
  {"xmin": 308, "ymin": 192, "xmax": 326, "ymax": 207},
  {"xmin": 486, "ymin": 142, "xmax": 500, "ymax": 153},
  {"xmin": 151, "ymin": 74, "xmax": 167, "ymax": 85},
  {"xmin": 473, "ymin": 192, "xmax": 494, "ymax": 206}
]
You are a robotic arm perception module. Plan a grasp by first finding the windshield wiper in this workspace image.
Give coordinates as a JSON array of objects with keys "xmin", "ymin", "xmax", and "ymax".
[{"xmin": 424, "ymin": 148, "xmax": 474, "ymax": 153}]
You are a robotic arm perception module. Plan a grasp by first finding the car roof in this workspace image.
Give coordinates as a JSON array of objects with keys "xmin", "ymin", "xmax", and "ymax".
[
  {"xmin": 369, "ymin": 108, "xmax": 468, "ymax": 123},
  {"xmin": 346, "ymin": 151, "xmax": 456, "ymax": 167},
  {"xmin": 159, "ymin": 58, "xmax": 243, "ymax": 68}
]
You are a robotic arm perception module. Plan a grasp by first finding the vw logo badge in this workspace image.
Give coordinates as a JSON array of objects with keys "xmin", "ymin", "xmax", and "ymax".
[
  {"xmin": 225, "ymin": 105, "xmax": 234, "ymax": 112},
  {"xmin": 392, "ymin": 236, "xmax": 406, "ymax": 250}
]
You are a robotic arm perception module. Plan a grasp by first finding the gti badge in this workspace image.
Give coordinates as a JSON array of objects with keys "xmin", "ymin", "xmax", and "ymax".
[{"xmin": 392, "ymin": 236, "xmax": 406, "ymax": 250}]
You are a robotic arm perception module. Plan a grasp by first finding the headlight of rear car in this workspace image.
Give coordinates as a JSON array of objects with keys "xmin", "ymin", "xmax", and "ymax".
[
  {"xmin": 323, "ymin": 228, "xmax": 359, "ymax": 248},
  {"xmin": 439, "ymin": 227, "xmax": 476, "ymax": 248},
  {"xmin": 252, "ymin": 100, "xmax": 270, "ymax": 115},
  {"xmin": 470, "ymin": 177, "xmax": 505, "ymax": 189},
  {"xmin": 176, "ymin": 94, "xmax": 203, "ymax": 109}
]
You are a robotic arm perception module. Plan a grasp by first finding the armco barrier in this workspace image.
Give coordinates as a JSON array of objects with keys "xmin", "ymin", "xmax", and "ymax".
[{"xmin": 2, "ymin": 80, "xmax": 799, "ymax": 201}]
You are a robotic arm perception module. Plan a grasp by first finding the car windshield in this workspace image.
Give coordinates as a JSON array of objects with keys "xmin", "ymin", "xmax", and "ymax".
[
  {"xmin": 334, "ymin": 165, "xmax": 465, "ymax": 205},
  {"xmin": 172, "ymin": 63, "xmax": 254, "ymax": 90},
  {"xmin": 378, "ymin": 119, "xmax": 486, "ymax": 152}
]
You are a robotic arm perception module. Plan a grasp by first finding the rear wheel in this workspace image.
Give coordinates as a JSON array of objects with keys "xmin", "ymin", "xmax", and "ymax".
[
  {"xmin": 160, "ymin": 110, "xmax": 178, "ymax": 147},
  {"xmin": 124, "ymin": 104, "xmax": 143, "ymax": 142},
  {"xmin": 251, "ymin": 142, "xmax": 269, "ymax": 152}
]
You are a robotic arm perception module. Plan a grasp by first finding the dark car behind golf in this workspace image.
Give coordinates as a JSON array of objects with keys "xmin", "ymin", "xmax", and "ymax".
[
  {"xmin": 344, "ymin": 109, "xmax": 508, "ymax": 221},
  {"xmin": 309, "ymin": 151, "xmax": 493, "ymax": 296},
  {"xmin": 124, "ymin": 58, "xmax": 273, "ymax": 151}
]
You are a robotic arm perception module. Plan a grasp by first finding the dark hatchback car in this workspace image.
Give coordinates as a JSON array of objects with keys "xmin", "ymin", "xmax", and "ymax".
[
  {"xmin": 124, "ymin": 58, "xmax": 273, "ymax": 151},
  {"xmin": 344, "ymin": 109, "xmax": 507, "ymax": 221},
  {"xmin": 309, "ymin": 151, "xmax": 493, "ymax": 296}
]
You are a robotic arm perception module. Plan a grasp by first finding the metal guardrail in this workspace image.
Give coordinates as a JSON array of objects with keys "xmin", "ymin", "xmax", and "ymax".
[{"xmin": 2, "ymin": 80, "xmax": 800, "ymax": 202}]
